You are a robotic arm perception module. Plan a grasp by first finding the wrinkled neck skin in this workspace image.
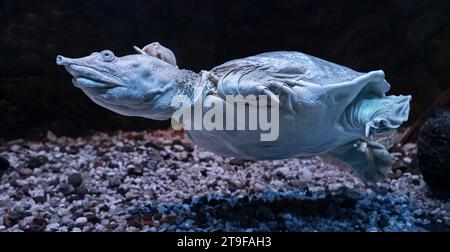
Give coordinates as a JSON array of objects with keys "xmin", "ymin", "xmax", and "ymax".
[
  {"xmin": 85, "ymin": 66, "xmax": 201, "ymax": 121},
  {"xmin": 139, "ymin": 69, "xmax": 201, "ymax": 120},
  {"xmin": 341, "ymin": 94, "xmax": 411, "ymax": 138}
]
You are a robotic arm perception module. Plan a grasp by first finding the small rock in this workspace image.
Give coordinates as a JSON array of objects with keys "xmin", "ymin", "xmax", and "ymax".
[
  {"xmin": 68, "ymin": 173, "xmax": 83, "ymax": 187},
  {"xmin": 51, "ymin": 166, "xmax": 61, "ymax": 173},
  {"xmin": 127, "ymin": 214, "xmax": 142, "ymax": 227},
  {"xmin": 127, "ymin": 165, "xmax": 143, "ymax": 176},
  {"xmin": 328, "ymin": 183, "xmax": 341, "ymax": 191},
  {"xmin": 158, "ymin": 223, "xmax": 170, "ymax": 232},
  {"xmin": 173, "ymin": 144, "xmax": 184, "ymax": 152},
  {"xmin": 30, "ymin": 216, "xmax": 47, "ymax": 231},
  {"xmin": 126, "ymin": 226, "xmax": 139, "ymax": 232},
  {"xmin": 3, "ymin": 215, "xmax": 12, "ymax": 228},
  {"xmin": 108, "ymin": 162, "xmax": 120, "ymax": 169},
  {"xmin": 64, "ymin": 146, "xmax": 79, "ymax": 155},
  {"xmin": 18, "ymin": 168, "xmax": 33, "ymax": 177},
  {"xmin": 27, "ymin": 155, "xmax": 49, "ymax": 168},
  {"xmin": 45, "ymin": 223, "xmax": 60, "ymax": 231},
  {"xmin": 75, "ymin": 217, "xmax": 88, "ymax": 226},
  {"xmin": 60, "ymin": 183, "xmax": 75, "ymax": 196},
  {"xmin": 254, "ymin": 182, "xmax": 266, "ymax": 192},
  {"xmin": 387, "ymin": 169, "xmax": 403, "ymax": 179},
  {"xmin": 71, "ymin": 227, "xmax": 82, "ymax": 232},
  {"xmin": 33, "ymin": 196, "xmax": 46, "ymax": 204},
  {"xmin": 82, "ymin": 226, "xmax": 91, "ymax": 232},
  {"xmin": 229, "ymin": 158, "xmax": 246, "ymax": 166},
  {"xmin": 411, "ymin": 175, "xmax": 420, "ymax": 186},
  {"xmin": 198, "ymin": 151, "xmax": 214, "ymax": 161},
  {"xmin": 0, "ymin": 157, "xmax": 10, "ymax": 171},
  {"xmin": 84, "ymin": 213, "xmax": 100, "ymax": 224},
  {"xmin": 0, "ymin": 195, "xmax": 10, "ymax": 207},
  {"xmin": 95, "ymin": 224, "xmax": 107, "ymax": 232},
  {"xmin": 403, "ymin": 157, "xmax": 412, "ymax": 164},
  {"xmin": 275, "ymin": 167, "xmax": 290, "ymax": 177},
  {"xmin": 144, "ymin": 141, "xmax": 163, "ymax": 150},
  {"xmin": 301, "ymin": 169, "xmax": 313, "ymax": 181},
  {"xmin": 281, "ymin": 213, "xmax": 292, "ymax": 220}
]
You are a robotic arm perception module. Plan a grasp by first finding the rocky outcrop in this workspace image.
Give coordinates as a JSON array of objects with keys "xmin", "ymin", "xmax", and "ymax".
[{"xmin": 417, "ymin": 107, "xmax": 450, "ymax": 199}]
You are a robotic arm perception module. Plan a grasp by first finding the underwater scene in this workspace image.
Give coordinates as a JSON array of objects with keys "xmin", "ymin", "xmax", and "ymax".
[{"xmin": 0, "ymin": 0, "xmax": 449, "ymax": 235}]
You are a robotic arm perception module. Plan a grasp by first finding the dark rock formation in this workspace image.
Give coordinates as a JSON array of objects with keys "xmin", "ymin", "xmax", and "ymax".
[{"xmin": 417, "ymin": 107, "xmax": 450, "ymax": 199}]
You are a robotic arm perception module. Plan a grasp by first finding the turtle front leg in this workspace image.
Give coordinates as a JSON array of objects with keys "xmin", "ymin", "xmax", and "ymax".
[
  {"xmin": 134, "ymin": 42, "xmax": 177, "ymax": 66},
  {"xmin": 328, "ymin": 139, "xmax": 392, "ymax": 183}
]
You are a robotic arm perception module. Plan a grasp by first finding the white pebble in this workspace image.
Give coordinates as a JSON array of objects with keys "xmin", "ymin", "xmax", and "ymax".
[{"xmin": 75, "ymin": 217, "xmax": 88, "ymax": 225}]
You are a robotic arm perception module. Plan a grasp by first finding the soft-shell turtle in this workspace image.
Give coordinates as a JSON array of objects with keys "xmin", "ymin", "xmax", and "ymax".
[{"xmin": 56, "ymin": 43, "xmax": 411, "ymax": 182}]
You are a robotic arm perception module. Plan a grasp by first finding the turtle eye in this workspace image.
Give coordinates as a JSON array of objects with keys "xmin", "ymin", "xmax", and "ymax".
[{"xmin": 100, "ymin": 50, "xmax": 115, "ymax": 62}]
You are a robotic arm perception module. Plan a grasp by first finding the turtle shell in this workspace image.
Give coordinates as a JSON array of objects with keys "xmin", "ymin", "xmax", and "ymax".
[{"xmin": 209, "ymin": 51, "xmax": 391, "ymax": 114}]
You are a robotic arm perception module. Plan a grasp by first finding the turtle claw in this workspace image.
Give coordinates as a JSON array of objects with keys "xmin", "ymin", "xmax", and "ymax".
[
  {"xmin": 357, "ymin": 140, "xmax": 392, "ymax": 183},
  {"xmin": 330, "ymin": 139, "xmax": 392, "ymax": 184},
  {"xmin": 262, "ymin": 89, "xmax": 280, "ymax": 105},
  {"xmin": 133, "ymin": 45, "xmax": 144, "ymax": 54}
]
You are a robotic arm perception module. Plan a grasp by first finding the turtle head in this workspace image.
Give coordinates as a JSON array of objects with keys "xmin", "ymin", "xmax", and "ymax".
[{"xmin": 56, "ymin": 49, "xmax": 188, "ymax": 120}]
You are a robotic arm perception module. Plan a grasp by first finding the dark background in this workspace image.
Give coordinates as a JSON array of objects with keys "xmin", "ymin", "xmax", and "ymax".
[{"xmin": 1, "ymin": 0, "xmax": 449, "ymax": 140}]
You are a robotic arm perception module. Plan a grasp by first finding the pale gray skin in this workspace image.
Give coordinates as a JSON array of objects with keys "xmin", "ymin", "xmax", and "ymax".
[{"xmin": 56, "ymin": 43, "xmax": 411, "ymax": 183}]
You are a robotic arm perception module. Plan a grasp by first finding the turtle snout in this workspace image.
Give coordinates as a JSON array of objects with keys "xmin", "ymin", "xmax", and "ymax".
[{"xmin": 56, "ymin": 55, "xmax": 72, "ymax": 66}]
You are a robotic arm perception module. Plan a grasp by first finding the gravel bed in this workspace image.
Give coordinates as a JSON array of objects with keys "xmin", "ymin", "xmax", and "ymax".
[{"xmin": 0, "ymin": 130, "xmax": 448, "ymax": 232}]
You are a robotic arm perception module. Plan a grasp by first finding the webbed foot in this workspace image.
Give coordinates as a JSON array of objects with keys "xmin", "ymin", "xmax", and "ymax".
[{"xmin": 329, "ymin": 139, "xmax": 392, "ymax": 183}]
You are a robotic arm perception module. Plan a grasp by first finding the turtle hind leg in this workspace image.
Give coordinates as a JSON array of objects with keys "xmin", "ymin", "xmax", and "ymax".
[{"xmin": 328, "ymin": 139, "xmax": 392, "ymax": 183}]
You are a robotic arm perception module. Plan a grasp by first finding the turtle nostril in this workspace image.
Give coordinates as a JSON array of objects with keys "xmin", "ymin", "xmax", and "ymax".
[{"xmin": 56, "ymin": 55, "xmax": 64, "ymax": 65}]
